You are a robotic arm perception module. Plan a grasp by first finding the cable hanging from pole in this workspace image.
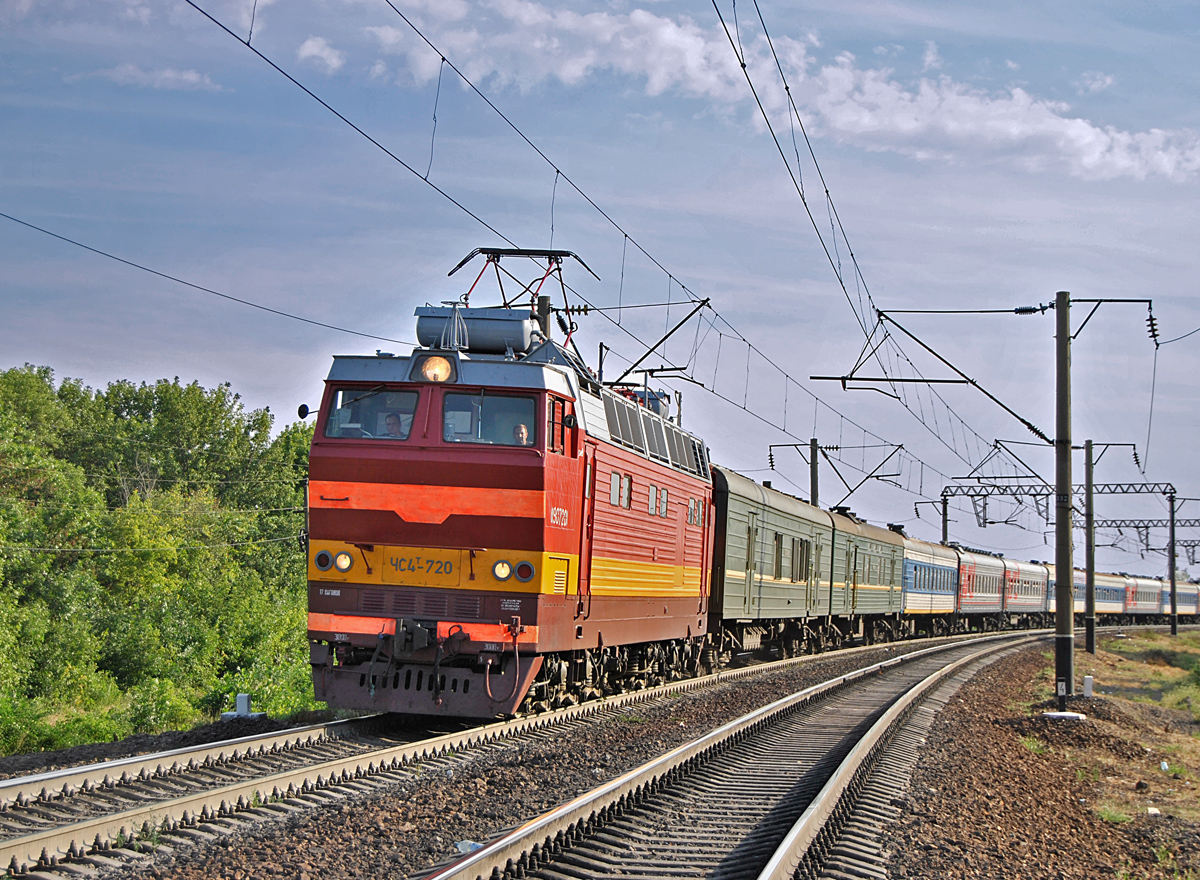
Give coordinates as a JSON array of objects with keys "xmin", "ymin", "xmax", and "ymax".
[{"xmin": 175, "ymin": 0, "xmax": 1037, "ymax": 524}]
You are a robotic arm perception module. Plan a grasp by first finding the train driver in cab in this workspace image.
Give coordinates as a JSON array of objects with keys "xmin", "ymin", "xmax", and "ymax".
[
  {"xmin": 384, "ymin": 411, "xmax": 408, "ymax": 439},
  {"xmin": 512, "ymin": 423, "xmax": 531, "ymax": 446}
]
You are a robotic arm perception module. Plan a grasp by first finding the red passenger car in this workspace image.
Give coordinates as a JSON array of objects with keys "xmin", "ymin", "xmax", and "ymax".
[{"xmin": 306, "ymin": 254, "xmax": 713, "ymax": 717}]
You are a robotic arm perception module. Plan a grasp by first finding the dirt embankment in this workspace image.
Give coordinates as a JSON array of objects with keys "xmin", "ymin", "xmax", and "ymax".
[{"xmin": 887, "ymin": 638, "xmax": 1200, "ymax": 879}]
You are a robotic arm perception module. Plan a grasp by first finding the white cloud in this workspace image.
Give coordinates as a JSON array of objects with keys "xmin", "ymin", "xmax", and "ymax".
[
  {"xmin": 82, "ymin": 63, "xmax": 223, "ymax": 91},
  {"xmin": 374, "ymin": 0, "xmax": 469, "ymax": 20},
  {"xmin": 806, "ymin": 58, "xmax": 1200, "ymax": 180},
  {"xmin": 1005, "ymin": 59, "xmax": 1019, "ymax": 71},
  {"xmin": 0, "ymin": 0, "xmax": 38, "ymax": 21},
  {"xmin": 204, "ymin": 0, "xmax": 281, "ymax": 36},
  {"xmin": 297, "ymin": 36, "xmax": 345, "ymax": 73},
  {"xmin": 117, "ymin": 1, "xmax": 151, "ymax": 24},
  {"xmin": 359, "ymin": 1, "xmax": 1199, "ymax": 181},
  {"xmin": 364, "ymin": 4, "xmax": 787, "ymax": 101},
  {"xmin": 1076, "ymin": 70, "xmax": 1115, "ymax": 94},
  {"xmin": 369, "ymin": 59, "xmax": 388, "ymax": 80},
  {"xmin": 921, "ymin": 40, "xmax": 942, "ymax": 71}
]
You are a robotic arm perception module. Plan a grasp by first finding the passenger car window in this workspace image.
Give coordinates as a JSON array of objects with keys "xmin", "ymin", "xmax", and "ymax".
[
  {"xmin": 324, "ymin": 388, "xmax": 418, "ymax": 440},
  {"xmin": 444, "ymin": 393, "xmax": 536, "ymax": 446}
]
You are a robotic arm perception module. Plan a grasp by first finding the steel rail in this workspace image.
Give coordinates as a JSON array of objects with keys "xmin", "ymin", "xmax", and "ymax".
[
  {"xmin": 2, "ymin": 630, "xmax": 957, "ymax": 814},
  {"xmin": 755, "ymin": 638, "xmax": 1026, "ymax": 879},
  {"xmin": 0, "ymin": 716, "xmax": 378, "ymax": 809},
  {"xmin": 412, "ymin": 631, "xmax": 1038, "ymax": 880},
  {"xmin": 0, "ymin": 634, "xmax": 993, "ymax": 874}
]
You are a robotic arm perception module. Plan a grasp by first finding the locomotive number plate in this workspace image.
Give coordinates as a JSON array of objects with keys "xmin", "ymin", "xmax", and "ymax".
[{"xmin": 381, "ymin": 548, "xmax": 463, "ymax": 586}]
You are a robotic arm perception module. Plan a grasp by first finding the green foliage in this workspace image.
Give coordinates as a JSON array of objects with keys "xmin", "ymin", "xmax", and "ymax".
[
  {"xmin": 0, "ymin": 365, "xmax": 320, "ymax": 754},
  {"xmin": 1018, "ymin": 735, "xmax": 1048, "ymax": 754},
  {"xmin": 120, "ymin": 678, "xmax": 197, "ymax": 734},
  {"xmin": 1095, "ymin": 803, "xmax": 1132, "ymax": 823}
]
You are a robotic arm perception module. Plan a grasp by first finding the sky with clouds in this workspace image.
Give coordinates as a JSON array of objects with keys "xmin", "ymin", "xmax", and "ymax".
[{"xmin": 3, "ymin": 0, "xmax": 1199, "ymax": 572}]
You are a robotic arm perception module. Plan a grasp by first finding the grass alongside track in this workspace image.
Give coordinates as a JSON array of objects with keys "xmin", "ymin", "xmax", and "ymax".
[
  {"xmin": 1085, "ymin": 630, "xmax": 1200, "ymax": 720},
  {"xmin": 1062, "ymin": 631, "xmax": 1200, "ymax": 824}
]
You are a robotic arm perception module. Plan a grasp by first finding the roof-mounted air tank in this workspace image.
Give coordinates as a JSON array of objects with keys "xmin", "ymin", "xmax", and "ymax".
[{"xmin": 415, "ymin": 306, "xmax": 542, "ymax": 355}]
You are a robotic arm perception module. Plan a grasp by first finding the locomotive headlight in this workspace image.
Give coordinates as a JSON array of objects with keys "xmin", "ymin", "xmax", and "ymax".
[
  {"xmin": 514, "ymin": 561, "xmax": 536, "ymax": 582},
  {"xmin": 420, "ymin": 356, "xmax": 453, "ymax": 382},
  {"xmin": 492, "ymin": 560, "xmax": 512, "ymax": 581},
  {"xmin": 333, "ymin": 551, "xmax": 354, "ymax": 572},
  {"xmin": 315, "ymin": 550, "xmax": 333, "ymax": 571}
]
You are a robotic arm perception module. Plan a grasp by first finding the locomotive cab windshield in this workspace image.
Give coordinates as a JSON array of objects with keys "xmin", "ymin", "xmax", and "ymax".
[
  {"xmin": 443, "ymin": 392, "xmax": 537, "ymax": 446},
  {"xmin": 323, "ymin": 387, "xmax": 418, "ymax": 440}
]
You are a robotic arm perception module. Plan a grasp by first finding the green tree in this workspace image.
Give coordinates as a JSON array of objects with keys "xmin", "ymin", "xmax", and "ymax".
[{"xmin": 0, "ymin": 365, "xmax": 319, "ymax": 751}]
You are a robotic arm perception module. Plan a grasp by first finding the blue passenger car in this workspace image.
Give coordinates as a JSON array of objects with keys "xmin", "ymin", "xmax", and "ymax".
[{"xmin": 901, "ymin": 538, "xmax": 958, "ymax": 614}]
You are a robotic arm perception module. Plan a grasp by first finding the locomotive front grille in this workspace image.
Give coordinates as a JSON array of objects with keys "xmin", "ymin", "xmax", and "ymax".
[
  {"xmin": 421, "ymin": 594, "xmax": 448, "ymax": 616},
  {"xmin": 452, "ymin": 595, "xmax": 481, "ymax": 618},
  {"xmin": 343, "ymin": 587, "xmax": 485, "ymax": 622}
]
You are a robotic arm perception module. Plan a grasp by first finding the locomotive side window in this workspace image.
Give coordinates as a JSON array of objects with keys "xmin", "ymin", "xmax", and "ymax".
[
  {"xmin": 324, "ymin": 388, "xmax": 418, "ymax": 440},
  {"xmin": 621, "ymin": 474, "xmax": 633, "ymax": 509},
  {"xmin": 548, "ymin": 398, "xmax": 567, "ymax": 454},
  {"xmin": 443, "ymin": 393, "xmax": 536, "ymax": 446},
  {"xmin": 659, "ymin": 487, "xmax": 668, "ymax": 517},
  {"xmin": 648, "ymin": 485, "xmax": 658, "ymax": 516},
  {"xmin": 610, "ymin": 472, "xmax": 621, "ymax": 506}
]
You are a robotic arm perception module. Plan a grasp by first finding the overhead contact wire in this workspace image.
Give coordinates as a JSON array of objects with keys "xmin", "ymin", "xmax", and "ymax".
[
  {"xmin": 182, "ymin": 0, "xmax": 518, "ymax": 250},
  {"xmin": 0, "ymin": 211, "xmax": 414, "ymax": 347}
]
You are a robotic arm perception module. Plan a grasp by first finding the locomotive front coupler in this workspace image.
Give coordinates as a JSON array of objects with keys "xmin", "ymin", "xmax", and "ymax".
[{"xmin": 392, "ymin": 618, "xmax": 432, "ymax": 655}]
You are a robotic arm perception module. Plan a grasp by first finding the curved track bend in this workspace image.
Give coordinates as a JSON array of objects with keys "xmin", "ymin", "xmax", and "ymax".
[
  {"xmin": 2, "ymin": 634, "xmax": 997, "ymax": 877},
  {"xmin": 414, "ymin": 632, "xmax": 1043, "ymax": 880}
]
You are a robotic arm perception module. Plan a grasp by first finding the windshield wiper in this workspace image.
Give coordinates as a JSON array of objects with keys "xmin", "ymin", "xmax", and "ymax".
[{"xmin": 343, "ymin": 384, "xmax": 387, "ymax": 407}]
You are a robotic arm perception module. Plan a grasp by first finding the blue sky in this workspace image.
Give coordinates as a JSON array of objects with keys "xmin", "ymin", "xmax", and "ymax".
[{"xmin": 3, "ymin": 0, "xmax": 1198, "ymax": 572}]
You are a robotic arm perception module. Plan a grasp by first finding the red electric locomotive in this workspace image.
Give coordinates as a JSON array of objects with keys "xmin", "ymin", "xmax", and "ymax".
[{"xmin": 305, "ymin": 250, "xmax": 714, "ymax": 717}]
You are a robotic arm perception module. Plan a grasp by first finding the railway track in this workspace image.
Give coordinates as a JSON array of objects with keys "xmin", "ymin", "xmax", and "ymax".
[
  {"xmin": 0, "ymin": 634, "xmax": 997, "ymax": 877},
  {"xmin": 413, "ymin": 632, "xmax": 1042, "ymax": 880}
]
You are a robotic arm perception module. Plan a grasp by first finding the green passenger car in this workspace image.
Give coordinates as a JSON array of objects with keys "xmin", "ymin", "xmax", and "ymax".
[{"xmin": 710, "ymin": 466, "xmax": 906, "ymax": 654}]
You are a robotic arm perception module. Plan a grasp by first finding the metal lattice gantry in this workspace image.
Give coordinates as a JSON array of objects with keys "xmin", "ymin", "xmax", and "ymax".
[
  {"xmin": 1092, "ymin": 519, "xmax": 1200, "ymax": 555},
  {"xmin": 1094, "ymin": 519, "xmax": 1200, "ymax": 529},
  {"xmin": 941, "ymin": 482, "xmax": 1177, "ymax": 498},
  {"xmin": 939, "ymin": 482, "xmax": 1178, "ymax": 534},
  {"xmin": 1173, "ymin": 540, "xmax": 1200, "ymax": 566}
]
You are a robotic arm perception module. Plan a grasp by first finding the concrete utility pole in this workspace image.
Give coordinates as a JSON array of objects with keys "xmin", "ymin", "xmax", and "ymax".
[
  {"xmin": 810, "ymin": 438, "xmax": 819, "ymax": 508},
  {"xmin": 1085, "ymin": 440, "xmax": 1095, "ymax": 655},
  {"xmin": 941, "ymin": 497, "xmax": 949, "ymax": 545},
  {"xmin": 1170, "ymin": 492, "xmax": 1178, "ymax": 636},
  {"xmin": 1055, "ymin": 289, "xmax": 1075, "ymax": 710}
]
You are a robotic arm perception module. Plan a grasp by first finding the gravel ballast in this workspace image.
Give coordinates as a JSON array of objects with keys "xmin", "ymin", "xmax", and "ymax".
[
  {"xmin": 100, "ymin": 643, "xmax": 939, "ymax": 880},
  {"xmin": 886, "ymin": 644, "xmax": 1200, "ymax": 879}
]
